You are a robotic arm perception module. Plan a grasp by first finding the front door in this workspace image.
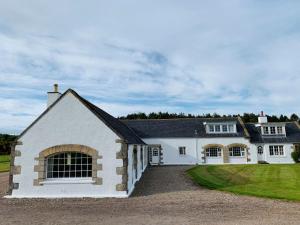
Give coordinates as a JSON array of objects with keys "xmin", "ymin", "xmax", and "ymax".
[
  {"xmin": 257, "ymin": 146, "xmax": 264, "ymax": 161},
  {"xmin": 151, "ymin": 147, "xmax": 160, "ymax": 164}
]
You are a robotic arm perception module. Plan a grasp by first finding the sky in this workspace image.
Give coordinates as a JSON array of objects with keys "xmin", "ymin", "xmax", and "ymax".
[{"xmin": 1, "ymin": 0, "xmax": 300, "ymax": 134}]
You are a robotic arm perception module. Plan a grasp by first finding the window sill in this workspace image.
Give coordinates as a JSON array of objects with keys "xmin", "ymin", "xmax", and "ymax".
[{"xmin": 40, "ymin": 178, "xmax": 95, "ymax": 185}]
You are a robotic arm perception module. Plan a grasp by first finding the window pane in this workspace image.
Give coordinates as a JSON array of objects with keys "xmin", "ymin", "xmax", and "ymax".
[
  {"xmin": 222, "ymin": 125, "xmax": 228, "ymax": 132},
  {"xmin": 215, "ymin": 125, "xmax": 221, "ymax": 132},
  {"xmin": 264, "ymin": 127, "xmax": 269, "ymax": 134},
  {"xmin": 270, "ymin": 127, "xmax": 276, "ymax": 134},
  {"xmin": 228, "ymin": 125, "xmax": 234, "ymax": 132},
  {"xmin": 206, "ymin": 147, "xmax": 221, "ymax": 157},
  {"xmin": 209, "ymin": 125, "xmax": 214, "ymax": 132},
  {"xmin": 46, "ymin": 152, "xmax": 92, "ymax": 179}
]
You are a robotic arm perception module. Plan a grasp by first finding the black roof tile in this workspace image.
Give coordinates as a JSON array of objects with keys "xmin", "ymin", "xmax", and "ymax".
[
  {"xmin": 245, "ymin": 122, "xmax": 300, "ymax": 143},
  {"xmin": 123, "ymin": 118, "xmax": 246, "ymax": 138}
]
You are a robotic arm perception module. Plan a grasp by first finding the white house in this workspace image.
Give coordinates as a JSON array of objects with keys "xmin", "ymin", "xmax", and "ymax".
[{"xmin": 7, "ymin": 86, "xmax": 300, "ymax": 198}]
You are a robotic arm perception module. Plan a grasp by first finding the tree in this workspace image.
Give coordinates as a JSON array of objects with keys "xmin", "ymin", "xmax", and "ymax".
[{"xmin": 290, "ymin": 114, "xmax": 299, "ymax": 122}]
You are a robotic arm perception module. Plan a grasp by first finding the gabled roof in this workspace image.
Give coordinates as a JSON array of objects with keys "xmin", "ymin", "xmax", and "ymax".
[
  {"xmin": 19, "ymin": 89, "xmax": 145, "ymax": 145},
  {"xmin": 123, "ymin": 117, "xmax": 248, "ymax": 138},
  {"xmin": 245, "ymin": 122, "xmax": 300, "ymax": 143}
]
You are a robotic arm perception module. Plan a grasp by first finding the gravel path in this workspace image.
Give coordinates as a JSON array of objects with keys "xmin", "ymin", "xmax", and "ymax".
[{"xmin": 1, "ymin": 167, "xmax": 300, "ymax": 225}]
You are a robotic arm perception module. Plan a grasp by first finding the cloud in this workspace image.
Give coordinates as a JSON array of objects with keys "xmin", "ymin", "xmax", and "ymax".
[{"xmin": 0, "ymin": 0, "xmax": 300, "ymax": 133}]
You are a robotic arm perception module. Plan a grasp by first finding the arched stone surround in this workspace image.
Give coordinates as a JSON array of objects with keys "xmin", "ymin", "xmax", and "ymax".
[
  {"xmin": 201, "ymin": 144, "xmax": 225, "ymax": 163},
  {"xmin": 33, "ymin": 144, "xmax": 103, "ymax": 186},
  {"xmin": 202, "ymin": 143, "xmax": 250, "ymax": 163}
]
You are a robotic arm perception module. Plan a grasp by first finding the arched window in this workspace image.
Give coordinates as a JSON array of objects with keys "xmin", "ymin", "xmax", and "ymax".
[
  {"xmin": 257, "ymin": 146, "xmax": 263, "ymax": 155},
  {"xmin": 46, "ymin": 152, "xmax": 92, "ymax": 179},
  {"xmin": 206, "ymin": 147, "xmax": 222, "ymax": 157},
  {"xmin": 229, "ymin": 146, "xmax": 245, "ymax": 157}
]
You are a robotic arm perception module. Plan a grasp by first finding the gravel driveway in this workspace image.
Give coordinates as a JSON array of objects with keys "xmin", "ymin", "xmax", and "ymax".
[{"xmin": 1, "ymin": 166, "xmax": 300, "ymax": 225}]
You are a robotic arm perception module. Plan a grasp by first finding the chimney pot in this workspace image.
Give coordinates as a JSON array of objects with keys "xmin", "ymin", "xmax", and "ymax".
[
  {"xmin": 47, "ymin": 84, "xmax": 61, "ymax": 107},
  {"xmin": 54, "ymin": 84, "xmax": 58, "ymax": 92}
]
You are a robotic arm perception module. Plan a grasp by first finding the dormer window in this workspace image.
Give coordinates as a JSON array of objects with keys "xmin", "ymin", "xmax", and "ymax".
[
  {"xmin": 206, "ymin": 123, "xmax": 236, "ymax": 134},
  {"xmin": 261, "ymin": 125, "xmax": 285, "ymax": 136}
]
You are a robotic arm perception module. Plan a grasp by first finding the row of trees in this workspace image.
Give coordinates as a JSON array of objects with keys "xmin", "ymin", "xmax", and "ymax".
[
  {"xmin": 0, "ymin": 134, "xmax": 17, "ymax": 155},
  {"xmin": 119, "ymin": 112, "xmax": 300, "ymax": 123}
]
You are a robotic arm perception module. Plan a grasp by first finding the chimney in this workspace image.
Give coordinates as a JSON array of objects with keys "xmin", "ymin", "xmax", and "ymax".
[
  {"xmin": 47, "ymin": 84, "xmax": 62, "ymax": 107},
  {"xmin": 258, "ymin": 111, "xmax": 268, "ymax": 124}
]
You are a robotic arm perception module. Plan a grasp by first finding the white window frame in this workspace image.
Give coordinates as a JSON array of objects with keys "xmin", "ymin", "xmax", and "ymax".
[
  {"xmin": 277, "ymin": 126, "xmax": 283, "ymax": 134},
  {"xmin": 262, "ymin": 126, "xmax": 285, "ymax": 136},
  {"xmin": 263, "ymin": 127, "xmax": 269, "ymax": 135},
  {"xmin": 45, "ymin": 152, "xmax": 92, "ymax": 180},
  {"xmin": 270, "ymin": 126, "xmax": 276, "ymax": 134},
  {"xmin": 269, "ymin": 145, "xmax": 285, "ymax": 157},
  {"xmin": 229, "ymin": 147, "xmax": 245, "ymax": 157},
  {"xmin": 206, "ymin": 124, "xmax": 236, "ymax": 134},
  {"xmin": 205, "ymin": 147, "xmax": 222, "ymax": 157}
]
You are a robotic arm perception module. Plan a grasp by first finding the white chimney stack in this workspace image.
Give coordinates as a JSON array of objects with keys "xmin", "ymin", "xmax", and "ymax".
[
  {"xmin": 47, "ymin": 84, "xmax": 61, "ymax": 107},
  {"xmin": 258, "ymin": 111, "xmax": 268, "ymax": 124}
]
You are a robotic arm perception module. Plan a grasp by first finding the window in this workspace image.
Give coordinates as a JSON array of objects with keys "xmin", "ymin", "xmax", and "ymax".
[
  {"xmin": 263, "ymin": 127, "xmax": 269, "ymax": 134},
  {"xmin": 269, "ymin": 145, "xmax": 284, "ymax": 156},
  {"xmin": 46, "ymin": 152, "xmax": 92, "ymax": 179},
  {"xmin": 270, "ymin": 127, "xmax": 276, "ymax": 134},
  {"xmin": 179, "ymin": 147, "xmax": 186, "ymax": 155},
  {"xmin": 206, "ymin": 147, "xmax": 222, "ymax": 157},
  {"xmin": 257, "ymin": 146, "xmax": 263, "ymax": 155},
  {"xmin": 153, "ymin": 149, "xmax": 159, "ymax": 156},
  {"xmin": 207, "ymin": 124, "xmax": 236, "ymax": 133},
  {"xmin": 263, "ymin": 126, "xmax": 285, "ymax": 135},
  {"xmin": 229, "ymin": 147, "xmax": 245, "ymax": 157},
  {"xmin": 228, "ymin": 124, "xmax": 234, "ymax": 132}
]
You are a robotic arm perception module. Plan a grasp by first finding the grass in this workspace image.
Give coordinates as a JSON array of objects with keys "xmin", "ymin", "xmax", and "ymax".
[
  {"xmin": 187, "ymin": 164, "xmax": 300, "ymax": 201},
  {"xmin": 0, "ymin": 155, "xmax": 10, "ymax": 173}
]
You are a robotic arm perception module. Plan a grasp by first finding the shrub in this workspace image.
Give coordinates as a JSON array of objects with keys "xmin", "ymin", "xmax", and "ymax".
[{"xmin": 291, "ymin": 150, "xmax": 300, "ymax": 163}]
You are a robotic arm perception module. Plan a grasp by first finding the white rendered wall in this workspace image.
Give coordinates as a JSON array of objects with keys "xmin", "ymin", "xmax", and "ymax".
[
  {"xmin": 12, "ymin": 92, "xmax": 127, "ymax": 198},
  {"xmin": 256, "ymin": 143, "xmax": 294, "ymax": 164},
  {"xmin": 127, "ymin": 144, "xmax": 147, "ymax": 196},
  {"xmin": 144, "ymin": 137, "xmax": 257, "ymax": 165}
]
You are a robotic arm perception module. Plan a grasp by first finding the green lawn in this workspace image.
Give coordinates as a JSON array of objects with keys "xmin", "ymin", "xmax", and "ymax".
[
  {"xmin": 0, "ymin": 155, "xmax": 10, "ymax": 172},
  {"xmin": 187, "ymin": 164, "xmax": 300, "ymax": 201}
]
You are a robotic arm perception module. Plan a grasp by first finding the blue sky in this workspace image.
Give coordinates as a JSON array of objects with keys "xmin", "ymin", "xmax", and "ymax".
[{"xmin": 1, "ymin": 0, "xmax": 300, "ymax": 134}]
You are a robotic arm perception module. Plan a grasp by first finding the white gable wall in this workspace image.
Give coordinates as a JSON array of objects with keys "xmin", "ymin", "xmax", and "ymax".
[{"xmin": 12, "ymin": 92, "xmax": 127, "ymax": 198}]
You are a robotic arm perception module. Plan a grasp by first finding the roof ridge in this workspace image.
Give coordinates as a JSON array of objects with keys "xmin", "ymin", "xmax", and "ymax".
[
  {"xmin": 121, "ymin": 117, "xmax": 239, "ymax": 121},
  {"xmin": 71, "ymin": 90, "xmax": 144, "ymax": 144}
]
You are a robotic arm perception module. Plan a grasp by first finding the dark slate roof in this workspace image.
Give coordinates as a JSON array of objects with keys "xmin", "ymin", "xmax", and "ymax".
[
  {"xmin": 245, "ymin": 122, "xmax": 300, "ymax": 143},
  {"xmin": 123, "ymin": 118, "xmax": 247, "ymax": 138},
  {"xmin": 70, "ymin": 90, "xmax": 145, "ymax": 145}
]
